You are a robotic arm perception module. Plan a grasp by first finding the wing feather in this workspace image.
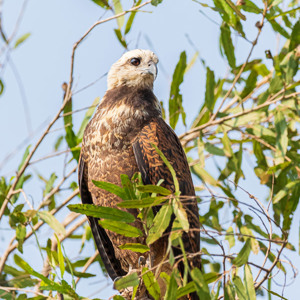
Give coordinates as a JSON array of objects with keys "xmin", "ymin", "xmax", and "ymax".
[
  {"xmin": 132, "ymin": 118, "xmax": 200, "ymax": 264},
  {"xmin": 78, "ymin": 156, "xmax": 126, "ymax": 280}
]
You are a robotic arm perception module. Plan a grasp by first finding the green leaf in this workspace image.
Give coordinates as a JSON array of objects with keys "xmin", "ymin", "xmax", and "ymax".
[
  {"xmin": 222, "ymin": 131, "xmax": 233, "ymax": 157},
  {"xmin": 114, "ymin": 272, "xmax": 139, "ymax": 290},
  {"xmin": 121, "ymin": 174, "xmax": 137, "ymax": 200},
  {"xmin": 273, "ymin": 180, "xmax": 300, "ymax": 204},
  {"xmin": 114, "ymin": 29, "xmax": 127, "ymax": 48},
  {"xmin": 164, "ymin": 271, "xmax": 177, "ymax": 300},
  {"xmin": 16, "ymin": 224, "xmax": 26, "ymax": 253},
  {"xmin": 240, "ymin": 70, "xmax": 258, "ymax": 99},
  {"xmin": 151, "ymin": 0, "xmax": 163, "ymax": 6},
  {"xmin": 67, "ymin": 204, "xmax": 135, "ymax": 223},
  {"xmin": 176, "ymin": 282, "xmax": 196, "ymax": 298},
  {"xmin": 264, "ymin": 288, "xmax": 288, "ymax": 299},
  {"xmin": 98, "ymin": 220, "xmax": 143, "ymax": 237},
  {"xmin": 223, "ymin": 0, "xmax": 246, "ymax": 20},
  {"xmin": 220, "ymin": 23, "xmax": 236, "ymax": 68},
  {"xmin": 169, "ymin": 51, "xmax": 187, "ymax": 129},
  {"xmin": 146, "ymin": 204, "xmax": 173, "ymax": 245},
  {"xmin": 173, "ymin": 199, "xmax": 189, "ymax": 232},
  {"xmin": 205, "ymin": 67, "xmax": 216, "ymax": 112},
  {"xmin": 14, "ymin": 33, "xmax": 31, "ymax": 48},
  {"xmin": 136, "ymin": 185, "xmax": 172, "ymax": 195},
  {"xmin": 63, "ymin": 90, "xmax": 80, "ymax": 161},
  {"xmin": 191, "ymin": 268, "xmax": 211, "ymax": 300},
  {"xmin": 204, "ymin": 272, "xmax": 221, "ymax": 284},
  {"xmin": 55, "ymin": 235, "xmax": 65, "ymax": 278},
  {"xmin": 43, "ymin": 173, "xmax": 57, "ymax": 197},
  {"xmin": 38, "ymin": 211, "xmax": 66, "ymax": 235},
  {"xmin": 232, "ymin": 239, "xmax": 251, "ymax": 267},
  {"xmin": 142, "ymin": 267, "xmax": 161, "ymax": 300},
  {"xmin": 124, "ymin": 0, "xmax": 142, "ymax": 34},
  {"xmin": 14, "ymin": 255, "xmax": 78, "ymax": 298},
  {"xmin": 205, "ymin": 143, "xmax": 225, "ymax": 156},
  {"xmin": 113, "ymin": 295, "xmax": 126, "ymax": 300},
  {"xmin": 225, "ymin": 226, "xmax": 235, "ymax": 248},
  {"xmin": 0, "ymin": 78, "xmax": 4, "ymax": 95},
  {"xmin": 244, "ymin": 264, "xmax": 256, "ymax": 300},
  {"xmin": 233, "ymin": 275, "xmax": 247, "ymax": 299},
  {"xmin": 113, "ymin": 0, "xmax": 124, "ymax": 29},
  {"xmin": 275, "ymin": 111, "xmax": 288, "ymax": 163},
  {"xmin": 268, "ymin": 18, "xmax": 290, "ymax": 39},
  {"xmin": 289, "ymin": 20, "xmax": 300, "ymax": 51},
  {"xmin": 91, "ymin": 0, "xmax": 111, "ymax": 9},
  {"xmin": 117, "ymin": 197, "xmax": 166, "ymax": 208},
  {"xmin": 113, "ymin": 296, "xmax": 126, "ymax": 300},
  {"xmin": 119, "ymin": 243, "xmax": 150, "ymax": 253},
  {"xmin": 280, "ymin": 51, "xmax": 298, "ymax": 84},
  {"xmin": 191, "ymin": 164, "xmax": 219, "ymax": 186},
  {"xmin": 18, "ymin": 145, "xmax": 31, "ymax": 170},
  {"xmin": 92, "ymin": 180, "xmax": 128, "ymax": 200},
  {"xmin": 151, "ymin": 143, "xmax": 180, "ymax": 193},
  {"xmin": 241, "ymin": 0, "xmax": 261, "ymax": 14},
  {"xmin": 77, "ymin": 97, "xmax": 99, "ymax": 140}
]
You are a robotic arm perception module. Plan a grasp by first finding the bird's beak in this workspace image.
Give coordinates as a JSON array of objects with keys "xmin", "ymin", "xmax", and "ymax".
[{"xmin": 141, "ymin": 61, "xmax": 158, "ymax": 79}]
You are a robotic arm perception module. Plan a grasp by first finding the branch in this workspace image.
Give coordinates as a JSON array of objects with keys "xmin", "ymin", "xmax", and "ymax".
[
  {"xmin": 0, "ymin": 189, "xmax": 79, "ymax": 273},
  {"xmin": 209, "ymin": 1, "xmax": 269, "ymax": 122},
  {"xmin": 0, "ymin": 0, "xmax": 152, "ymax": 222},
  {"xmin": 180, "ymin": 90, "xmax": 299, "ymax": 144}
]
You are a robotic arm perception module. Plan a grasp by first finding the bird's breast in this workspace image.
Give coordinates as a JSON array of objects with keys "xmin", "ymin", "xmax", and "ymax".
[{"xmin": 87, "ymin": 104, "xmax": 148, "ymax": 152}]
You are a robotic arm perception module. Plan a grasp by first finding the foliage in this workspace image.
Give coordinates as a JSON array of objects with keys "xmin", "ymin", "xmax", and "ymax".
[{"xmin": 0, "ymin": 0, "xmax": 299, "ymax": 299}]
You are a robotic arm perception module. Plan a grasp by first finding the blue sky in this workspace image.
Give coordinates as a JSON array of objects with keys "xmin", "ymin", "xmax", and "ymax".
[{"xmin": 0, "ymin": 0, "xmax": 299, "ymax": 299}]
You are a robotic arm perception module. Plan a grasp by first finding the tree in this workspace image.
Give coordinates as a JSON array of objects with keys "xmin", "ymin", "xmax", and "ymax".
[{"xmin": 0, "ymin": 0, "xmax": 299, "ymax": 299}]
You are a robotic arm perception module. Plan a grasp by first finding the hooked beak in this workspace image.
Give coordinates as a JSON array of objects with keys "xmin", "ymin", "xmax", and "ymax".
[{"xmin": 141, "ymin": 61, "xmax": 158, "ymax": 79}]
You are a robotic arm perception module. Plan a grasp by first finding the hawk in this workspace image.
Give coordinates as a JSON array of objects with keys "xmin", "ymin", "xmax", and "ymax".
[{"xmin": 78, "ymin": 49, "xmax": 200, "ymax": 299}]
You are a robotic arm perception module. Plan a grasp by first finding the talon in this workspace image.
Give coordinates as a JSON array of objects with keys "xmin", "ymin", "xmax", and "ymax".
[{"xmin": 138, "ymin": 256, "xmax": 146, "ymax": 267}]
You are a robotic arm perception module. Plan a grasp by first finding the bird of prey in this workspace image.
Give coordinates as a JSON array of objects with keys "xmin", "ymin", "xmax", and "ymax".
[{"xmin": 78, "ymin": 49, "xmax": 200, "ymax": 299}]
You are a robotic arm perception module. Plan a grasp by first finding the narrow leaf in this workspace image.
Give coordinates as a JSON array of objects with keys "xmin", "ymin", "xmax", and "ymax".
[
  {"xmin": 112, "ymin": 0, "xmax": 124, "ymax": 29},
  {"xmin": 92, "ymin": 180, "xmax": 128, "ymax": 200},
  {"xmin": 98, "ymin": 220, "xmax": 143, "ymax": 237},
  {"xmin": 233, "ymin": 275, "xmax": 247, "ymax": 299},
  {"xmin": 169, "ymin": 51, "xmax": 187, "ymax": 129},
  {"xmin": 114, "ymin": 272, "xmax": 139, "ymax": 290},
  {"xmin": 232, "ymin": 239, "xmax": 251, "ymax": 267},
  {"xmin": 164, "ymin": 272, "xmax": 177, "ymax": 300},
  {"xmin": 14, "ymin": 33, "xmax": 31, "ymax": 48},
  {"xmin": 244, "ymin": 264, "xmax": 256, "ymax": 300},
  {"xmin": 117, "ymin": 197, "xmax": 166, "ymax": 208},
  {"xmin": 38, "ymin": 211, "xmax": 66, "ymax": 235},
  {"xmin": 220, "ymin": 24, "xmax": 236, "ymax": 68},
  {"xmin": 146, "ymin": 204, "xmax": 173, "ymax": 245},
  {"xmin": 119, "ymin": 243, "xmax": 150, "ymax": 253},
  {"xmin": 205, "ymin": 67, "xmax": 216, "ymax": 111},
  {"xmin": 68, "ymin": 204, "xmax": 135, "ymax": 223},
  {"xmin": 151, "ymin": 143, "xmax": 179, "ymax": 193},
  {"xmin": 124, "ymin": 0, "xmax": 142, "ymax": 34},
  {"xmin": 176, "ymin": 282, "xmax": 196, "ymax": 298},
  {"xmin": 137, "ymin": 185, "xmax": 172, "ymax": 196},
  {"xmin": 142, "ymin": 267, "xmax": 161, "ymax": 300},
  {"xmin": 55, "ymin": 235, "xmax": 65, "ymax": 278},
  {"xmin": 77, "ymin": 97, "xmax": 99, "ymax": 140},
  {"xmin": 191, "ymin": 268, "xmax": 211, "ymax": 300}
]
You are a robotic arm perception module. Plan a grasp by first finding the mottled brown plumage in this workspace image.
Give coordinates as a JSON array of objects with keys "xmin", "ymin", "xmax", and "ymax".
[{"xmin": 78, "ymin": 49, "xmax": 200, "ymax": 299}]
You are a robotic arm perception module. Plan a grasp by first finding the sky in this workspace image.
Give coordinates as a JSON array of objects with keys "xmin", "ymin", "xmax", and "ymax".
[{"xmin": 0, "ymin": 0, "xmax": 299, "ymax": 299}]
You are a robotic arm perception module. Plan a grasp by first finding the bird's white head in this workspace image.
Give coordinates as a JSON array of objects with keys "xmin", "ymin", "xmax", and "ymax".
[{"xmin": 107, "ymin": 49, "xmax": 159, "ymax": 90}]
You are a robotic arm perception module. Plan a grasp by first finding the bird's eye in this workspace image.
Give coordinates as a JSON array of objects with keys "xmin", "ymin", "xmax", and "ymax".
[{"xmin": 130, "ymin": 58, "xmax": 141, "ymax": 66}]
